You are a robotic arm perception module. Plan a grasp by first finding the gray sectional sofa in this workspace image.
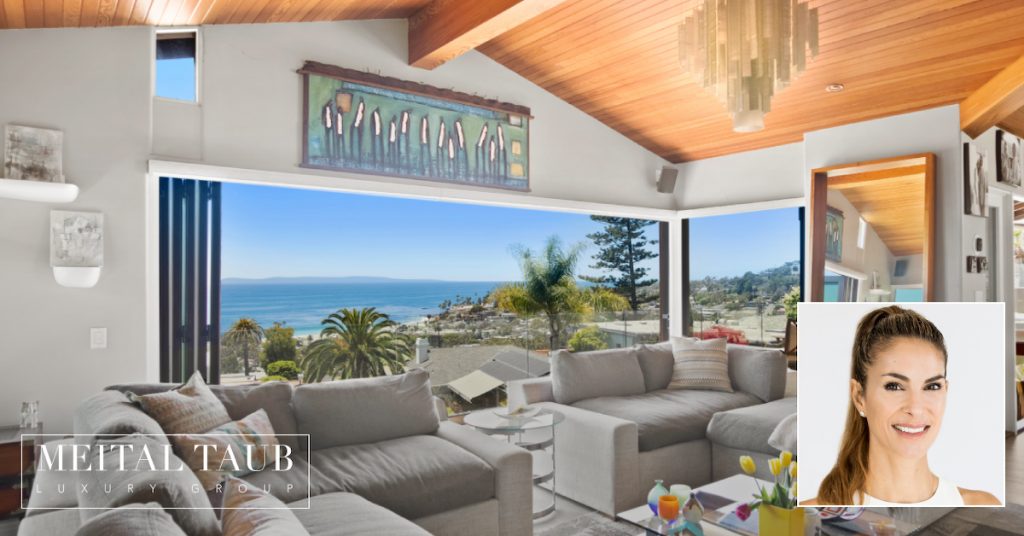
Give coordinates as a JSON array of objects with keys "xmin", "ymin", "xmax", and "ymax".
[
  {"xmin": 508, "ymin": 341, "xmax": 793, "ymax": 515},
  {"xmin": 18, "ymin": 370, "xmax": 533, "ymax": 536}
]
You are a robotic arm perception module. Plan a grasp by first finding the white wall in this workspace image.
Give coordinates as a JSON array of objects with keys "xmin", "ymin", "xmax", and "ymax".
[
  {"xmin": 0, "ymin": 27, "xmax": 153, "ymax": 435},
  {"xmin": 673, "ymin": 142, "xmax": 804, "ymax": 209},
  {"xmin": 804, "ymin": 105, "xmax": 963, "ymax": 301},
  {"xmin": 155, "ymin": 20, "xmax": 675, "ymax": 210}
]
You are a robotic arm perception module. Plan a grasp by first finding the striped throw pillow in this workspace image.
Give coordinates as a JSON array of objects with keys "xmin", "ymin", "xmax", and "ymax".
[
  {"xmin": 175, "ymin": 409, "xmax": 281, "ymax": 490},
  {"xmin": 668, "ymin": 337, "xmax": 733, "ymax": 392},
  {"xmin": 221, "ymin": 476, "xmax": 309, "ymax": 536},
  {"xmin": 129, "ymin": 371, "xmax": 232, "ymax": 435}
]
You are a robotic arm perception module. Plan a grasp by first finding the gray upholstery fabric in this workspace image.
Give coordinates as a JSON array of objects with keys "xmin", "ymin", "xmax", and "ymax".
[
  {"xmin": 637, "ymin": 341, "xmax": 674, "ymax": 392},
  {"xmin": 75, "ymin": 503, "xmax": 186, "ymax": 536},
  {"xmin": 290, "ymin": 492, "xmax": 430, "ymax": 535},
  {"xmin": 706, "ymin": 396, "xmax": 797, "ymax": 453},
  {"xmin": 210, "ymin": 382, "xmax": 300, "ymax": 450},
  {"xmin": 17, "ymin": 509, "xmax": 82, "ymax": 535},
  {"xmin": 73, "ymin": 391, "xmax": 168, "ymax": 444},
  {"xmin": 726, "ymin": 344, "xmax": 787, "ymax": 402},
  {"xmin": 550, "ymin": 347, "xmax": 646, "ymax": 405},
  {"xmin": 413, "ymin": 499, "xmax": 500, "ymax": 536},
  {"xmin": 572, "ymin": 389, "xmax": 760, "ymax": 451},
  {"xmin": 25, "ymin": 439, "xmax": 80, "ymax": 516},
  {"xmin": 221, "ymin": 476, "xmax": 310, "ymax": 536},
  {"xmin": 75, "ymin": 434, "xmax": 220, "ymax": 536},
  {"xmin": 105, "ymin": 382, "xmax": 179, "ymax": 396},
  {"xmin": 309, "ymin": 434, "xmax": 494, "ymax": 520},
  {"xmin": 506, "ymin": 377, "xmax": 554, "ymax": 408},
  {"xmin": 293, "ymin": 370, "xmax": 439, "ymax": 449},
  {"xmin": 768, "ymin": 411, "xmax": 798, "ymax": 455},
  {"xmin": 434, "ymin": 422, "xmax": 533, "ymax": 536},
  {"xmin": 231, "ymin": 454, "xmax": 337, "ymax": 505}
]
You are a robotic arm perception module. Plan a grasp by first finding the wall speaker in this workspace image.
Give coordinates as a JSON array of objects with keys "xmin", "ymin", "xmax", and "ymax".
[{"xmin": 656, "ymin": 167, "xmax": 678, "ymax": 194}]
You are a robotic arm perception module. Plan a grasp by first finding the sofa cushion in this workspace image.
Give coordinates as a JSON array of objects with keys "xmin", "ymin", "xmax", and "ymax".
[
  {"xmin": 573, "ymin": 389, "xmax": 761, "ymax": 451},
  {"xmin": 309, "ymin": 434, "xmax": 495, "ymax": 519},
  {"xmin": 727, "ymin": 344, "xmax": 787, "ymax": 402},
  {"xmin": 707, "ymin": 397, "xmax": 797, "ymax": 454},
  {"xmin": 214, "ymin": 453, "xmax": 336, "ymax": 505},
  {"xmin": 127, "ymin": 371, "xmax": 232, "ymax": 435},
  {"xmin": 289, "ymin": 492, "xmax": 430, "ymax": 535},
  {"xmin": 768, "ymin": 412, "xmax": 798, "ymax": 456},
  {"xmin": 108, "ymin": 381, "xmax": 301, "ymax": 450},
  {"xmin": 75, "ymin": 503, "xmax": 186, "ymax": 536},
  {"xmin": 210, "ymin": 382, "xmax": 300, "ymax": 451},
  {"xmin": 550, "ymin": 347, "xmax": 646, "ymax": 404},
  {"xmin": 76, "ymin": 434, "xmax": 220, "ymax": 536},
  {"xmin": 26, "ymin": 439, "xmax": 86, "ymax": 516},
  {"xmin": 293, "ymin": 370, "xmax": 438, "ymax": 450},
  {"xmin": 175, "ymin": 409, "xmax": 281, "ymax": 490},
  {"xmin": 221, "ymin": 476, "xmax": 310, "ymax": 536},
  {"xmin": 637, "ymin": 341, "xmax": 675, "ymax": 392},
  {"xmin": 74, "ymin": 391, "xmax": 168, "ymax": 444},
  {"xmin": 669, "ymin": 337, "xmax": 733, "ymax": 392},
  {"xmin": 17, "ymin": 509, "xmax": 81, "ymax": 535}
]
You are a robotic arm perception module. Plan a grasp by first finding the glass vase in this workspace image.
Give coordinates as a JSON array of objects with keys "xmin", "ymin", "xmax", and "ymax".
[
  {"xmin": 759, "ymin": 505, "xmax": 804, "ymax": 536},
  {"xmin": 647, "ymin": 480, "xmax": 669, "ymax": 515}
]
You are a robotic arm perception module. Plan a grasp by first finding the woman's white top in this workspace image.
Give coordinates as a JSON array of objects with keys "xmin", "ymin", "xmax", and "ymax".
[{"xmin": 857, "ymin": 477, "xmax": 964, "ymax": 506}]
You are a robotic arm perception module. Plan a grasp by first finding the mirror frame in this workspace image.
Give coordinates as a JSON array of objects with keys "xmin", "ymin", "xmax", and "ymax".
[{"xmin": 808, "ymin": 153, "xmax": 935, "ymax": 302}]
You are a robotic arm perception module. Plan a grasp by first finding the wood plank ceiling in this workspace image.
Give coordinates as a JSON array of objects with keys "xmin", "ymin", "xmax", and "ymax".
[{"xmin": 2, "ymin": 1, "xmax": 1024, "ymax": 162}]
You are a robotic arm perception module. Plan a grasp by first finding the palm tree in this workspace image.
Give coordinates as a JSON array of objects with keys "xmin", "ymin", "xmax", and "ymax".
[
  {"xmin": 301, "ymin": 307, "xmax": 412, "ymax": 382},
  {"xmin": 223, "ymin": 318, "xmax": 264, "ymax": 377},
  {"xmin": 490, "ymin": 236, "xmax": 629, "ymax": 350}
]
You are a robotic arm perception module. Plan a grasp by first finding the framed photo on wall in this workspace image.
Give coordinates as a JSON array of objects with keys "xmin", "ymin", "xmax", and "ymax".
[
  {"xmin": 996, "ymin": 129, "xmax": 1023, "ymax": 187},
  {"xmin": 825, "ymin": 206, "xmax": 844, "ymax": 263},
  {"xmin": 299, "ymin": 61, "xmax": 531, "ymax": 191},
  {"xmin": 963, "ymin": 142, "xmax": 988, "ymax": 216}
]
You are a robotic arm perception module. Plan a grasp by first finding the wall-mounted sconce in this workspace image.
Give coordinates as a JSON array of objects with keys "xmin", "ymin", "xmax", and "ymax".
[{"xmin": 50, "ymin": 211, "xmax": 102, "ymax": 288}]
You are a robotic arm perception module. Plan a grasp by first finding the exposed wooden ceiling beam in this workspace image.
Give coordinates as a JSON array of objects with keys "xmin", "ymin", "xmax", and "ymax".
[
  {"xmin": 961, "ymin": 53, "xmax": 1024, "ymax": 138},
  {"xmin": 408, "ymin": 0, "xmax": 567, "ymax": 70}
]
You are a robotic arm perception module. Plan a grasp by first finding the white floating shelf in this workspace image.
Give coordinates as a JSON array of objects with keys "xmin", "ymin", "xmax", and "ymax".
[
  {"xmin": 0, "ymin": 177, "xmax": 79, "ymax": 203},
  {"xmin": 52, "ymin": 266, "xmax": 102, "ymax": 288}
]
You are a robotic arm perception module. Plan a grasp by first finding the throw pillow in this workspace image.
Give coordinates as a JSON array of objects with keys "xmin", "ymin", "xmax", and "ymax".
[
  {"xmin": 550, "ymin": 347, "xmax": 646, "ymax": 404},
  {"xmin": 175, "ymin": 409, "xmax": 281, "ymax": 490},
  {"xmin": 75, "ymin": 502, "xmax": 186, "ymax": 536},
  {"xmin": 668, "ymin": 337, "xmax": 733, "ymax": 392},
  {"xmin": 221, "ymin": 476, "xmax": 310, "ymax": 536},
  {"xmin": 768, "ymin": 413, "xmax": 798, "ymax": 456},
  {"xmin": 128, "ymin": 371, "xmax": 232, "ymax": 435}
]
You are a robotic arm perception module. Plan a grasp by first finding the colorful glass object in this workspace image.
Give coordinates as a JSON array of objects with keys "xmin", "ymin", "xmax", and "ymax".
[
  {"xmin": 658, "ymin": 495, "xmax": 680, "ymax": 522},
  {"xmin": 648, "ymin": 480, "xmax": 669, "ymax": 515}
]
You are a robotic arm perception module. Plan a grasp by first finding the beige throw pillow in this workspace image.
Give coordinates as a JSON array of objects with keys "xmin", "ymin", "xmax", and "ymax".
[
  {"xmin": 129, "ymin": 371, "xmax": 232, "ymax": 435},
  {"xmin": 221, "ymin": 476, "xmax": 310, "ymax": 536},
  {"xmin": 175, "ymin": 409, "xmax": 281, "ymax": 490},
  {"xmin": 668, "ymin": 337, "xmax": 733, "ymax": 392}
]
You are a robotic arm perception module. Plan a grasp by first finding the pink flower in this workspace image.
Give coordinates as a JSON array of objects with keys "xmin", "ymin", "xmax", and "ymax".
[{"xmin": 735, "ymin": 503, "xmax": 752, "ymax": 521}]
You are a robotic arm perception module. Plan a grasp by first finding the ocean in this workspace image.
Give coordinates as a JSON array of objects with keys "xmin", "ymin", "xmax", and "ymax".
[{"xmin": 220, "ymin": 281, "xmax": 504, "ymax": 336}]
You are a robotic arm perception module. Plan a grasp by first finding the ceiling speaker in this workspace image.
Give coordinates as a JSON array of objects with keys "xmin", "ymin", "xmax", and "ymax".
[{"xmin": 657, "ymin": 167, "xmax": 678, "ymax": 194}]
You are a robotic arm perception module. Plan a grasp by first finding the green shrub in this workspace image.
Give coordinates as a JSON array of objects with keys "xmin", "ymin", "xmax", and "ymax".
[
  {"xmin": 260, "ymin": 375, "xmax": 288, "ymax": 383},
  {"xmin": 260, "ymin": 322, "xmax": 297, "ymax": 369},
  {"xmin": 267, "ymin": 360, "xmax": 300, "ymax": 380},
  {"xmin": 568, "ymin": 326, "xmax": 608, "ymax": 352}
]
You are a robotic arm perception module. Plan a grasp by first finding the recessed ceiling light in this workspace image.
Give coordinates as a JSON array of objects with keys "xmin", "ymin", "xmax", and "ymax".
[{"xmin": 826, "ymin": 83, "xmax": 845, "ymax": 93}]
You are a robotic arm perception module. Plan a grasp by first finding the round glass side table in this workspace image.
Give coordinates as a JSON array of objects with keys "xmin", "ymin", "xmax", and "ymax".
[{"xmin": 463, "ymin": 408, "xmax": 565, "ymax": 519}]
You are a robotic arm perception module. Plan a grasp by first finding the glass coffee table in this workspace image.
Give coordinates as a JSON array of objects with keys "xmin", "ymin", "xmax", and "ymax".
[
  {"xmin": 464, "ymin": 407, "xmax": 564, "ymax": 519},
  {"xmin": 617, "ymin": 474, "xmax": 952, "ymax": 535}
]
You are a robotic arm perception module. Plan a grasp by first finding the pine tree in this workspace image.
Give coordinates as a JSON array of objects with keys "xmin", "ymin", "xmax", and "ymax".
[{"xmin": 585, "ymin": 217, "xmax": 658, "ymax": 311}]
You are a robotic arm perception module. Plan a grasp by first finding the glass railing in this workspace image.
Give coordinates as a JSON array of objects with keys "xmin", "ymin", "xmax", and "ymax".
[{"xmin": 690, "ymin": 299, "xmax": 789, "ymax": 348}]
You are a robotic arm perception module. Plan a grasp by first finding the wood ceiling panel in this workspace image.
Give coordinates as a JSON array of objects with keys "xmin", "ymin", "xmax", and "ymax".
[
  {"xmin": 1000, "ymin": 109, "xmax": 1024, "ymax": 140},
  {"xmin": 480, "ymin": 0, "xmax": 1024, "ymax": 161},
  {"xmin": 838, "ymin": 180, "xmax": 926, "ymax": 257}
]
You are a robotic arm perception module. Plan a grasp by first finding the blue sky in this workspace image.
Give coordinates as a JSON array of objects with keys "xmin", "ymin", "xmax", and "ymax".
[
  {"xmin": 221, "ymin": 183, "xmax": 798, "ymax": 281},
  {"xmin": 156, "ymin": 57, "xmax": 196, "ymax": 101}
]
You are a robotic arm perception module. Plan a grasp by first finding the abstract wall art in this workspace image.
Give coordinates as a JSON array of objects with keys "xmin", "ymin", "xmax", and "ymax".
[
  {"xmin": 300, "ymin": 61, "xmax": 530, "ymax": 191},
  {"xmin": 50, "ymin": 211, "xmax": 103, "ymax": 268},
  {"xmin": 4, "ymin": 125, "xmax": 63, "ymax": 183},
  {"xmin": 824, "ymin": 206, "xmax": 844, "ymax": 263},
  {"xmin": 997, "ymin": 129, "xmax": 1023, "ymax": 188}
]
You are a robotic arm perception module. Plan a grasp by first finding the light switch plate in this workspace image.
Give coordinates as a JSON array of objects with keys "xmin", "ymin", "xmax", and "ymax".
[{"xmin": 90, "ymin": 327, "xmax": 107, "ymax": 350}]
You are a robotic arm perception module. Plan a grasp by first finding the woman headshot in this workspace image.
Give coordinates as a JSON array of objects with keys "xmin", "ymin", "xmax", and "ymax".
[{"xmin": 802, "ymin": 305, "xmax": 1000, "ymax": 506}]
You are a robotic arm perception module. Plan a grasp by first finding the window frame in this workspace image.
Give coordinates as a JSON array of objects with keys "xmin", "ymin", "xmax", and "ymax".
[{"xmin": 155, "ymin": 28, "xmax": 201, "ymax": 104}]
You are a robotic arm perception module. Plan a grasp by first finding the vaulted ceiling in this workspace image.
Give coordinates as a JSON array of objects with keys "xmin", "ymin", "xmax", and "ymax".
[{"xmin": 2, "ymin": 0, "xmax": 1024, "ymax": 163}]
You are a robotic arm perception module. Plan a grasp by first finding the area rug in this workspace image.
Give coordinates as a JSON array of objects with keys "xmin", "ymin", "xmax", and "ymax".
[{"xmin": 535, "ymin": 512, "xmax": 638, "ymax": 536}]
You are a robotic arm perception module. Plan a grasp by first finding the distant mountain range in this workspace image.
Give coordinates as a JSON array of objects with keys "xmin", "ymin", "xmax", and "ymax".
[{"xmin": 221, "ymin": 276, "xmax": 454, "ymax": 285}]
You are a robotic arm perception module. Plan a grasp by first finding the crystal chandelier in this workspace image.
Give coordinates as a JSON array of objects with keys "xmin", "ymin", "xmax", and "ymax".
[{"xmin": 679, "ymin": 0, "xmax": 819, "ymax": 133}]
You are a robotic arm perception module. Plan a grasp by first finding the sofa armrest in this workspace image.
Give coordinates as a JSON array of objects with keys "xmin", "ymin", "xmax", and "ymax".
[
  {"xmin": 435, "ymin": 421, "xmax": 532, "ymax": 536},
  {"xmin": 534, "ymin": 401, "xmax": 640, "ymax": 515},
  {"xmin": 433, "ymin": 396, "xmax": 448, "ymax": 421},
  {"xmin": 506, "ymin": 377, "xmax": 554, "ymax": 408}
]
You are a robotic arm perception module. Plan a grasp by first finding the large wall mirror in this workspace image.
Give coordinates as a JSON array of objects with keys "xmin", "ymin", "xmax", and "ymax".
[{"xmin": 809, "ymin": 154, "xmax": 935, "ymax": 302}]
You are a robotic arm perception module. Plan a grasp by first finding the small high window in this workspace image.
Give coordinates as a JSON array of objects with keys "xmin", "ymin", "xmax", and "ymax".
[{"xmin": 156, "ymin": 30, "xmax": 197, "ymax": 102}]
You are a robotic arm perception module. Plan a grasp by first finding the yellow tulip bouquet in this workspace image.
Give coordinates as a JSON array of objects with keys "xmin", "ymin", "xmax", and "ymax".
[{"xmin": 735, "ymin": 451, "xmax": 797, "ymax": 521}]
